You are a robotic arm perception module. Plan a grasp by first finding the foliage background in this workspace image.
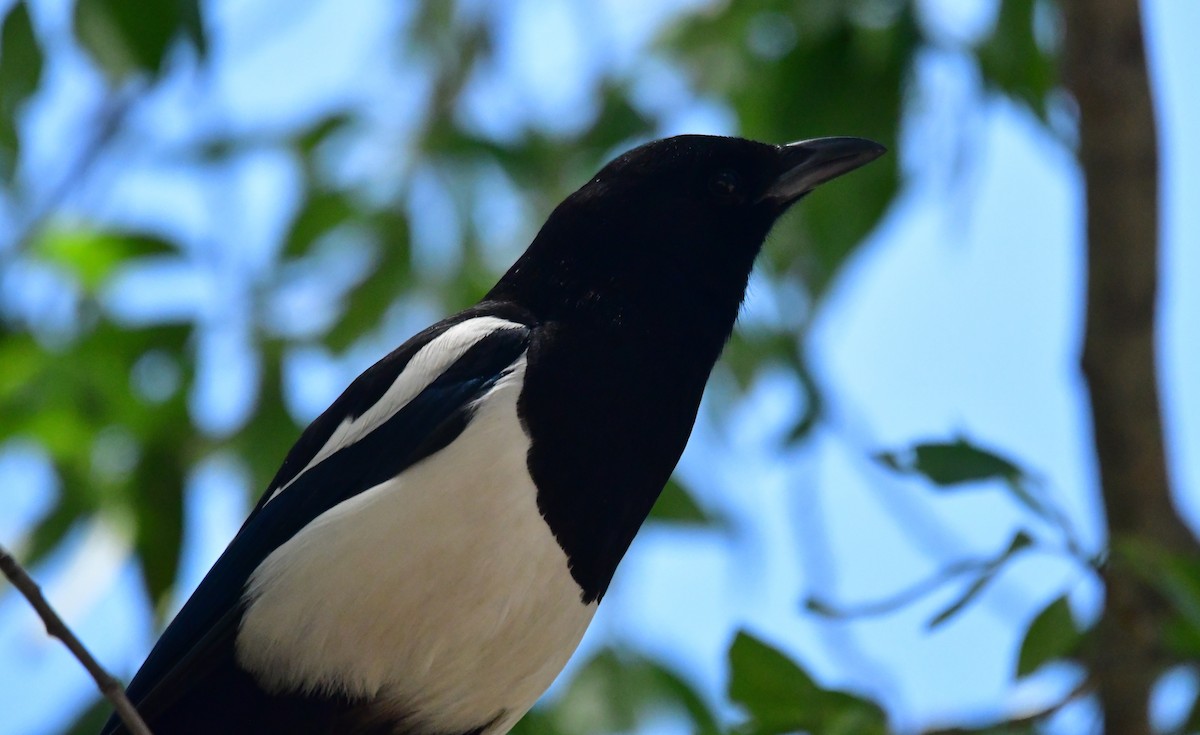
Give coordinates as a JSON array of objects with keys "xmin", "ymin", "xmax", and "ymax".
[{"xmin": 1, "ymin": 0, "xmax": 1198, "ymax": 733}]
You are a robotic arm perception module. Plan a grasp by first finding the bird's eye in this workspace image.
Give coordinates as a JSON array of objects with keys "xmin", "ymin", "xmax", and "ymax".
[{"xmin": 708, "ymin": 170, "xmax": 742, "ymax": 201}]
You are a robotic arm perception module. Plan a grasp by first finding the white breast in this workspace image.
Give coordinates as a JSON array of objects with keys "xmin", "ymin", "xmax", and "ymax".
[{"xmin": 236, "ymin": 354, "xmax": 596, "ymax": 733}]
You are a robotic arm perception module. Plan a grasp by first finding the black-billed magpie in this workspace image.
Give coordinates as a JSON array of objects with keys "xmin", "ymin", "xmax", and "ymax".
[{"xmin": 102, "ymin": 134, "xmax": 884, "ymax": 735}]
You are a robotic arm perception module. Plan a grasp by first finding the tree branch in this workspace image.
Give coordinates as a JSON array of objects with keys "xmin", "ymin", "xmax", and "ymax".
[
  {"xmin": 1063, "ymin": 0, "xmax": 1200, "ymax": 732},
  {"xmin": 0, "ymin": 543, "xmax": 152, "ymax": 735}
]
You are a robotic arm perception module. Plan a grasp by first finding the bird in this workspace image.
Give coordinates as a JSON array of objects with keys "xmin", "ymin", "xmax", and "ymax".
[{"xmin": 101, "ymin": 133, "xmax": 884, "ymax": 735}]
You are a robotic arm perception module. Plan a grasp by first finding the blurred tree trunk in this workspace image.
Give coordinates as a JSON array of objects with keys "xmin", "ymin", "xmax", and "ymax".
[{"xmin": 1064, "ymin": 0, "xmax": 1200, "ymax": 732}]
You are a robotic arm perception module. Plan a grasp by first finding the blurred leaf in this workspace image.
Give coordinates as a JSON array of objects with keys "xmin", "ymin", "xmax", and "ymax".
[
  {"xmin": 233, "ymin": 342, "xmax": 302, "ymax": 492},
  {"xmin": 324, "ymin": 210, "xmax": 412, "ymax": 351},
  {"xmin": 925, "ymin": 723, "xmax": 1042, "ymax": 735},
  {"xmin": 0, "ymin": 0, "xmax": 43, "ymax": 182},
  {"xmin": 74, "ymin": 0, "xmax": 205, "ymax": 79},
  {"xmin": 516, "ymin": 649, "xmax": 719, "ymax": 735},
  {"xmin": 32, "ymin": 227, "xmax": 175, "ymax": 291},
  {"xmin": 282, "ymin": 191, "xmax": 358, "ymax": 258},
  {"xmin": 4, "ymin": 322, "xmax": 194, "ymax": 586},
  {"xmin": 23, "ymin": 499, "xmax": 81, "ymax": 566},
  {"xmin": 588, "ymin": 83, "xmax": 654, "ymax": 148},
  {"xmin": 896, "ymin": 439, "xmax": 1022, "ymax": 486},
  {"xmin": 729, "ymin": 629, "xmax": 821, "ymax": 727},
  {"xmin": 648, "ymin": 476, "xmax": 714, "ymax": 525},
  {"xmin": 1016, "ymin": 595, "xmax": 1083, "ymax": 677},
  {"xmin": 22, "ymin": 406, "xmax": 97, "ymax": 472},
  {"xmin": 294, "ymin": 112, "xmax": 355, "ymax": 156},
  {"xmin": 178, "ymin": 0, "xmax": 205, "ymax": 59},
  {"xmin": 62, "ymin": 695, "xmax": 112, "ymax": 735},
  {"xmin": 0, "ymin": 332, "xmax": 44, "ymax": 403},
  {"xmin": 723, "ymin": 328, "xmax": 796, "ymax": 390},
  {"xmin": 785, "ymin": 348, "xmax": 824, "ymax": 444},
  {"xmin": 509, "ymin": 708, "xmax": 564, "ymax": 735},
  {"xmin": 927, "ymin": 531, "xmax": 1034, "ymax": 629},
  {"xmin": 877, "ymin": 438, "xmax": 1065, "ymax": 529},
  {"xmin": 1163, "ymin": 617, "xmax": 1200, "ymax": 661},
  {"xmin": 1118, "ymin": 539, "xmax": 1200, "ymax": 640},
  {"xmin": 728, "ymin": 630, "xmax": 887, "ymax": 735},
  {"xmin": 915, "ymin": 439, "xmax": 1020, "ymax": 484},
  {"xmin": 131, "ymin": 440, "xmax": 186, "ymax": 611},
  {"xmin": 975, "ymin": 0, "xmax": 1057, "ymax": 120}
]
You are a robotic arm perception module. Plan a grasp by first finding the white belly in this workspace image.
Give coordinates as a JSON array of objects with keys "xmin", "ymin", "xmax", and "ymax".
[{"xmin": 236, "ymin": 356, "xmax": 596, "ymax": 733}]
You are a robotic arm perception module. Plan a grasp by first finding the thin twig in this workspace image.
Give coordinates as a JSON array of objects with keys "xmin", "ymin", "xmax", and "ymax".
[
  {"xmin": 806, "ymin": 554, "xmax": 997, "ymax": 620},
  {"xmin": 804, "ymin": 532, "xmax": 1069, "ymax": 622},
  {"xmin": 0, "ymin": 543, "xmax": 152, "ymax": 735}
]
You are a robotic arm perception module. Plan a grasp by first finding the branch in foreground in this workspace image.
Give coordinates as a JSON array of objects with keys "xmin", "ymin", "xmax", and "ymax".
[{"xmin": 0, "ymin": 543, "xmax": 152, "ymax": 735}]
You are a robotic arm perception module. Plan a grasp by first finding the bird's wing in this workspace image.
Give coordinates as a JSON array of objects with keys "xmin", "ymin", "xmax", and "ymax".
[{"xmin": 104, "ymin": 310, "xmax": 534, "ymax": 734}]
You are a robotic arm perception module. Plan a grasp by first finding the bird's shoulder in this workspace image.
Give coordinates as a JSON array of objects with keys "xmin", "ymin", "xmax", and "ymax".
[
  {"xmin": 258, "ymin": 300, "xmax": 540, "ymax": 511},
  {"xmin": 107, "ymin": 300, "xmax": 540, "ymax": 733}
]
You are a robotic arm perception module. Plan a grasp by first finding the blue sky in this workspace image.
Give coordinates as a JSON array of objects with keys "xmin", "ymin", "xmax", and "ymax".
[{"xmin": 2, "ymin": 1, "xmax": 1198, "ymax": 734}]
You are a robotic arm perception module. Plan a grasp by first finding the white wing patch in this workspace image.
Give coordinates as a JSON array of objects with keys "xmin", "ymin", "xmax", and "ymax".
[
  {"xmin": 265, "ymin": 316, "xmax": 527, "ymax": 504},
  {"xmin": 238, "ymin": 354, "xmax": 595, "ymax": 734}
]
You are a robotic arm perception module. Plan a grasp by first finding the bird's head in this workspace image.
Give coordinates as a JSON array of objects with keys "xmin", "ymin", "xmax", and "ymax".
[{"xmin": 490, "ymin": 134, "xmax": 885, "ymax": 338}]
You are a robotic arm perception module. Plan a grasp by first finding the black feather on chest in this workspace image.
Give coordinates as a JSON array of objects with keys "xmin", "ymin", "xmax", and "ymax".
[{"xmin": 516, "ymin": 317, "xmax": 724, "ymax": 604}]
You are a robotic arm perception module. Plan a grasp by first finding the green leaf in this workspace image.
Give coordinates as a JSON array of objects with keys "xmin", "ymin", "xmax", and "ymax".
[
  {"xmin": 294, "ymin": 112, "xmax": 355, "ymax": 157},
  {"xmin": 0, "ymin": 332, "xmax": 44, "ymax": 404},
  {"xmin": 1016, "ymin": 595, "xmax": 1083, "ymax": 677},
  {"xmin": 324, "ymin": 210, "xmax": 412, "ymax": 351},
  {"xmin": 786, "ymin": 350, "xmax": 824, "ymax": 444},
  {"xmin": 876, "ymin": 438, "xmax": 1061, "ymax": 526},
  {"xmin": 723, "ymin": 328, "xmax": 798, "ymax": 390},
  {"xmin": 647, "ymin": 477, "xmax": 715, "ymax": 525},
  {"xmin": 177, "ymin": 0, "xmax": 205, "ymax": 59},
  {"xmin": 0, "ymin": 1, "xmax": 44, "ymax": 182},
  {"xmin": 728, "ymin": 630, "xmax": 887, "ymax": 735},
  {"xmin": 74, "ymin": 0, "xmax": 205, "ymax": 79},
  {"xmin": 518, "ymin": 649, "xmax": 719, "ymax": 735},
  {"xmin": 62, "ymin": 695, "xmax": 112, "ymax": 735},
  {"xmin": 1163, "ymin": 616, "xmax": 1200, "ymax": 661},
  {"xmin": 588, "ymin": 83, "xmax": 653, "ymax": 148},
  {"xmin": 23, "ymin": 500, "xmax": 82, "ymax": 566},
  {"xmin": 975, "ymin": 0, "xmax": 1057, "ymax": 120},
  {"xmin": 729, "ymin": 630, "xmax": 823, "ymax": 732},
  {"xmin": 32, "ymin": 227, "xmax": 176, "ymax": 292},
  {"xmin": 282, "ymin": 190, "xmax": 359, "ymax": 258},
  {"xmin": 231, "ymin": 343, "xmax": 302, "ymax": 491},
  {"xmin": 1118, "ymin": 539, "xmax": 1200, "ymax": 638},
  {"xmin": 131, "ymin": 440, "xmax": 186, "ymax": 613},
  {"xmin": 909, "ymin": 439, "xmax": 1022, "ymax": 486}
]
